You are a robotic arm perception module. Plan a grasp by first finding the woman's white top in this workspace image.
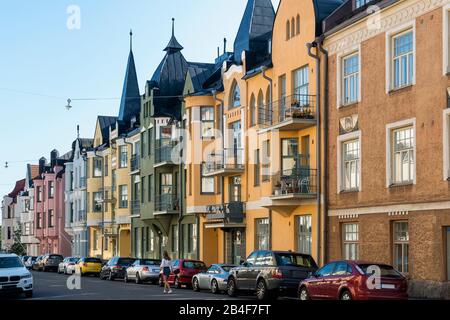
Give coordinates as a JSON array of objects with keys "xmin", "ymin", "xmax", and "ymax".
[{"xmin": 160, "ymin": 259, "xmax": 172, "ymax": 269}]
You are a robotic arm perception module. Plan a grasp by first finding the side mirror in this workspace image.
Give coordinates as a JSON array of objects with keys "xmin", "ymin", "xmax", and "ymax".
[{"xmin": 239, "ymin": 259, "xmax": 245, "ymax": 266}]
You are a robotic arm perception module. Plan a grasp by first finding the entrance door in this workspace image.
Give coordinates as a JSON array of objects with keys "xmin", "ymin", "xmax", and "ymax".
[{"xmin": 232, "ymin": 229, "xmax": 246, "ymax": 265}]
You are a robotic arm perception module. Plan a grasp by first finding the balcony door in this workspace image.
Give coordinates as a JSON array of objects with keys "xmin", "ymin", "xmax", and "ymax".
[
  {"xmin": 229, "ymin": 176, "xmax": 241, "ymax": 203},
  {"xmin": 230, "ymin": 121, "xmax": 242, "ymax": 165}
]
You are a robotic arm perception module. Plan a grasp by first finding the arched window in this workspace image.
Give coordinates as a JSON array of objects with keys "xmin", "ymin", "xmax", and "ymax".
[
  {"xmin": 257, "ymin": 90, "xmax": 264, "ymax": 125},
  {"xmin": 230, "ymin": 81, "xmax": 241, "ymax": 108},
  {"xmin": 291, "ymin": 18, "xmax": 295, "ymax": 37},
  {"xmin": 296, "ymin": 15, "xmax": 300, "ymax": 35},
  {"xmin": 265, "ymin": 86, "xmax": 272, "ymax": 125},
  {"xmin": 286, "ymin": 20, "xmax": 290, "ymax": 40},
  {"xmin": 250, "ymin": 94, "xmax": 256, "ymax": 127}
]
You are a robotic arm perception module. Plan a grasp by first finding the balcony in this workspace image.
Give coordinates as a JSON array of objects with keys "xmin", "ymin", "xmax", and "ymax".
[
  {"xmin": 130, "ymin": 154, "xmax": 140, "ymax": 173},
  {"xmin": 259, "ymin": 94, "xmax": 316, "ymax": 131},
  {"xmin": 79, "ymin": 177, "xmax": 87, "ymax": 189},
  {"xmin": 99, "ymin": 187, "xmax": 116, "ymax": 204},
  {"xmin": 204, "ymin": 148, "xmax": 244, "ymax": 177},
  {"xmin": 205, "ymin": 202, "xmax": 246, "ymax": 229},
  {"xmin": 263, "ymin": 169, "xmax": 318, "ymax": 210},
  {"xmin": 154, "ymin": 194, "xmax": 180, "ymax": 215},
  {"xmin": 131, "ymin": 200, "xmax": 140, "ymax": 216},
  {"xmin": 154, "ymin": 140, "xmax": 178, "ymax": 168}
]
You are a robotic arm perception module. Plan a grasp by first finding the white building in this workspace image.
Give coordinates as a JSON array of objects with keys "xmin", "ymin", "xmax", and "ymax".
[{"xmin": 1, "ymin": 179, "xmax": 25, "ymax": 252}]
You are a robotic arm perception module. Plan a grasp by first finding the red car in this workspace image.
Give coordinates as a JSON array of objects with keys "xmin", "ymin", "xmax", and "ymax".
[
  {"xmin": 159, "ymin": 259, "xmax": 207, "ymax": 289},
  {"xmin": 298, "ymin": 261, "xmax": 408, "ymax": 300}
]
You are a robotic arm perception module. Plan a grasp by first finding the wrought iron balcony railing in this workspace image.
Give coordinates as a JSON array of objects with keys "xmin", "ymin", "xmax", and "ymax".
[
  {"xmin": 155, "ymin": 140, "xmax": 178, "ymax": 165},
  {"xmin": 272, "ymin": 168, "xmax": 318, "ymax": 197},
  {"xmin": 206, "ymin": 202, "xmax": 245, "ymax": 223},
  {"xmin": 131, "ymin": 200, "xmax": 140, "ymax": 215},
  {"xmin": 130, "ymin": 154, "xmax": 140, "ymax": 172},
  {"xmin": 154, "ymin": 193, "xmax": 180, "ymax": 213},
  {"xmin": 204, "ymin": 148, "xmax": 244, "ymax": 175}
]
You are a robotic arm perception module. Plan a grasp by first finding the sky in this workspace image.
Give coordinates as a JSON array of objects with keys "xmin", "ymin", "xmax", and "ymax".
[{"xmin": 0, "ymin": 0, "xmax": 281, "ymax": 200}]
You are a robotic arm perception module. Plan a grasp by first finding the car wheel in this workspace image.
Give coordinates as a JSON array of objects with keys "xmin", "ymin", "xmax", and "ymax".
[
  {"xmin": 299, "ymin": 287, "xmax": 310, "ymax": 301},
  {"xmin": 174, "ymin": 277, "xmax": 181, "ymax": 289},
  {"xmin": 227, "ymin": 278, "xmax": 238, "ymax": 297},
  {"xmin": 340, "ymin": 290, "xmax": 352, "ymax": 301},
  {"xmin": 158, "ymin": 276, "xmax": 164, "ymax": 287},
  {"xmin": 211, "ymin": 279, "xmax": 219, "ymax": 294},
  {"xmin": 25, "ymin": 291, "xmax": 33, "ymax": 298},
  {"xmin": 124, "ymin": 274, "xmax": 129, "ymax": 283},
  {"xmin": 256, "ymin": 279, "xmax": 270, "ymax": 301},
  {"xmin": 42, "ymin": 267, "xmax": 46, "ymax": 272},
  {"xmin": 192, "ymin": 277, "xmax": 200, "ymax": 292},
  {"xmin": 135, "ymin": 273, "xmax": 142, "ymax": 284},
  {"xmin": 108, "ymin": 271, "xmax": 114, "ymax": 281}
]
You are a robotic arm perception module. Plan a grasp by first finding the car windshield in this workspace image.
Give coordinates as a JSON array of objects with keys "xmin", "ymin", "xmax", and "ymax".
[
  {"xmin": 69, "ymin": 258, "xmax": 80, "ymax": 262},
  {"xmin": 118, "ymin": 258, "xmax": 136, "ymax": 266},
  {"xmin": 357, "ymin": 264, "xmax": 404, "ymax": 279},
  {"xmin": 0, "ymin": 257, "xmax": 23, "ymax": 268},
  {"xmin": 275, "ymin": 253, "xmax": 317, "ymax": 268},
  {"xmin": 85, "ymin": 258, "xmax": 101, "ymax": 263},
  {"xmin": 49, "ymin": 255, "xmax": 63, "ymax": 260},
  {"xmin": 221, "ymin": 266, "xmax": 235, "ymax": 272},
  {"xmin": 183, "ymin": 261, "xmax": 206, "ymax": 269},
  {"xmin": 141, "ymin": 260, "xmax": 160, "ymax": 266}
]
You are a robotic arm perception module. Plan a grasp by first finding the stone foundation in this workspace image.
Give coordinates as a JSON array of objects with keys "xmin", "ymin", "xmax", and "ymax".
[{"xmin": 408, "ymin": 280, "xmax": 450, "ymax": 300}]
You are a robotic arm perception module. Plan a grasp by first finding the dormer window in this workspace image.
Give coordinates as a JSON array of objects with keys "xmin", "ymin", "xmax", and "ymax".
[
  {"xmin": 230, "ymin": 81, "xmax": 241, "ymax": 109},
  {"xmin": 355, "ymin": 0, "xmax": 371, "ymax": 9}
]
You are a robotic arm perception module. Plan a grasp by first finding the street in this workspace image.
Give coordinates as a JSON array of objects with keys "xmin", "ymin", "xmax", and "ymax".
[{"xmin": 7, "ymin": 271, "xmax": 251, "ymax": 300}]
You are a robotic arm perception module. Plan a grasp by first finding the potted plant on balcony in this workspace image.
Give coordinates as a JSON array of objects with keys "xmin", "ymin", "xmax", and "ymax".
[{"xmin": 273, "ymin": 181, "xmax": 282, "ymax": 196}]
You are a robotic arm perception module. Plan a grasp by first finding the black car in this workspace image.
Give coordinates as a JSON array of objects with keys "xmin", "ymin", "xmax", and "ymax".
[
  {"xmin": 100, "ymin": 257, "xmax": 136, "ymax": 281},
  {"xmin": 227, "ymin": 250, "xmax": 318, "ymax": 300}
]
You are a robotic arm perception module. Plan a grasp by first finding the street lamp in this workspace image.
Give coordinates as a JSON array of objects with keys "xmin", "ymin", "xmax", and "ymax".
[{"xmin": 65, "ymin": 99, "xmax": 72, "ymax": 111}]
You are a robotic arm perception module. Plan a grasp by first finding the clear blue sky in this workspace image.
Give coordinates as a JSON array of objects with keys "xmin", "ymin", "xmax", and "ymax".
[{"xmin": 0, "ymin": 0, "xmax": 281, "ymax": 199}]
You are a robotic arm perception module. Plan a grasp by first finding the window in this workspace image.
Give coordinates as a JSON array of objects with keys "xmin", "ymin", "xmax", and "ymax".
[
  {"xmin": 119, "ymin": 146, "xmax": 128, "ymax": 168},
  {"xmin": 148, "ymin": 128, "xmax": 153, "ymax": 156},
  {"xmin": 291, "ymin": 18, "xmax": 295, "ymax": 38},
  {"xmin": 230, "ymin": 81, "xmax": 241, "ymax": 108},
  {"xmin": 391, "ymin": 30, "xmax": 414, "ymax": 89},
  {"xmin": 250, "ymin": 94, "xmax": 256, "ymax": 127},
  {"xmin": 392, "ymin": 126, "xmax": 414, "ymax": 184},
  {"xmin": 293, "ymin": 66, "xmax": 309, "ymax": 104},
  {"xmin": 296, "ymin": 215, "xmax": 312, "ymax": 254},
  {"xmin": 119, "ymin": 185, "xmax": 128, "ymax": 208},
  {"xmin": 93, "ymin": 158, "xmax": 102, "ymax": 177},
  {"xmin": 316, "ymin": 263, "xmax": 336, "ymax": 277},
  {"xmin": 333, "ymin": 262, "xmax": 352, "ymax": 276},
  {"xmin": 342, "ymin": 223, "xmax": 359, "ymax": 260},
  {"xmin": 355, "ymin": 0, "xmax": 372, "ymax": 8},
  {"xmin": 93, "ymin": 230, "xmax": 98, "ymax": 250},
  {"xmin": 93, "ymin": 192, "xmax": 102, "ymax": 212},
  {"xmin": 296, "ymin": 15, "xmax": 300, "ymax": 35},
  {"xmin": 48, "ymin": 210, "xmax": 54, "ymax": 228},
  {"xmin": 279, "ymin": 75, "xmax": 287, "ymax": 119},
  {"xmin": 171, "ymin": 225, "xmax": 179, "ymax": 253},
  {"xmin": 149, "ymin": 228, "xmax": 155, "ymax": 252},
  {"xmin": 342, "ymin": 53, "xmax": 359, "ymax": 104},
  {"xmin": 342, "ymin": 139, "xmax": 360, "ymax": 191},
  {"xmin": 201, "ymin": 107, "xmax": 215, "ymax": 138},
  {"xmin": 257, "ymin": 91, "xmax": 264, "ymax": 125},
  {"xmin": 7, "ymin": 227, "xmax": 11, "ymax": 240},
  {"xmin": 254, "ymin": 149, "xmax": 260, "ymax": 186},
  {"xmin": 70, "ymin": 203, "xmax": 74, "ymax": 223},
  {"xmin": 37, "ymin": 186, "xmax": 42, "ymax": 202},
  {"xmin": 189, "ymin": 224, "xmax": 197, "ymax": 253},
  {"xmin": 148, "ymin": 175, "xmax": 153, "ymax": 202},
  {"xmin": 104, "ymin": 156, "xmax": 109, "ymax": 176},
  {"xmin": 37, "ymin": 213, "xmax": 42, "ymax": 229},
  {"xmin": 201, "ymin": 163, "xmax": 214, "ymax": 194},
  {"xmin": 281, "ymin": 139, "xmax": 298, "ymax": 176},
  {"xmin": 141, "ymin": 132, "xmax": 147, "ymax": 157},
  {"xmin": 255, "ymin": 218, "xmax": 269, "ymax": 250},
  {"xmin": 141, "ymin": 176, "xmax": 146, "ymax": 203},
  {"xmin": 393, "ymin": 221, "xmax": 409, "ymax": 273},
  {"xmin": 160, "ymin": 173, "xmax": 173, "ymax": 195},
  {"xmin": 262, "ymin": 140, "xmax": 270, "ymax": 182},
  {"xmin": 286, "ymin": 20, "xmax": 290, "ymax": 40}
]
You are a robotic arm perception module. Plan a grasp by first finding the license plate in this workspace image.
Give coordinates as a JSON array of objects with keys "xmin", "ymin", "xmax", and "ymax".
[{"xmin": 381, "ymin": 284, "xmax": 395, "ymax": 289}]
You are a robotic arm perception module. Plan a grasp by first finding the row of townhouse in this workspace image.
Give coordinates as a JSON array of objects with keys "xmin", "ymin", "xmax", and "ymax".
[{"xmin": 2, "ymin": 0, "xmax": 450, "ymax": 298}]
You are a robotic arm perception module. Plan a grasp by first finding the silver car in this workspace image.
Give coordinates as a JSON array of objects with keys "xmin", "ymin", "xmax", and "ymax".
[
  {"xmin": 192, "ymin": 264, "xmax": 236, "ymax": 294},
  {"xmin": 58, "ymin": 257, "xmax": 80, "ymax": 274},
  {"xmin": 124, "ymin": 259, "xmax": 161, "ymax": 284}
]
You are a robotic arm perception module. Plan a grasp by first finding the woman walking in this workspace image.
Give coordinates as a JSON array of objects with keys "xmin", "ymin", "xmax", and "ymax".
[{"xmin": 160, "ymin": 251, "xmax": 173, "ymax": 294}]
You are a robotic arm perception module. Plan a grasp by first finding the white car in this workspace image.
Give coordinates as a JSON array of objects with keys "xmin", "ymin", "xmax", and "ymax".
[{"xmin": 0, "ymin": 253, "xmax": 33, "ymax": 298}]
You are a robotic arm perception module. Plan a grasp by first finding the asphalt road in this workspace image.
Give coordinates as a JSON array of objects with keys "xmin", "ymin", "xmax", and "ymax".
[{"xmin": 7, "ymin": 270, "xmax": 250, "ymax": 300}]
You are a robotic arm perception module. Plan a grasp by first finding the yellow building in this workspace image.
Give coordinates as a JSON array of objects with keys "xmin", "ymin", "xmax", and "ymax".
[{"xmin": 184, "ymin": 0, "xmax": 341, "ymax": 266}]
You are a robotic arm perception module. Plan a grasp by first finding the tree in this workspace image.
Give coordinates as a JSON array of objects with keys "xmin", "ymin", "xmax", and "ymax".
[{"xmin": 10, "ymin": 227, "xmax": 26, "ymax": 256}]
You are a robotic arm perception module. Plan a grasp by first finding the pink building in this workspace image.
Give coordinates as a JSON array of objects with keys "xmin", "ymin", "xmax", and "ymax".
[{"xmin": 33, "ymin": 150, "xmax": 72, "ymax": 256}]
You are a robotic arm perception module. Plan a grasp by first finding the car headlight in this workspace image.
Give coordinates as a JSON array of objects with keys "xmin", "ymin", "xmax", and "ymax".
[{"xmin": 21, "ymin": 274, "xmax": 32, "ymax": 279}]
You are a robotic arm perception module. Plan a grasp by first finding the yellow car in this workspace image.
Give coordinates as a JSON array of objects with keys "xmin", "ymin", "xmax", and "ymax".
[{"xmin": 76, "ymin": 257, "xmax": 103, "ymax": 276}]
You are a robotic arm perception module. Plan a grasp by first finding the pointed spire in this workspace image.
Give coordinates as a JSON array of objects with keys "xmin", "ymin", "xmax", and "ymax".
[
  {"xmin": 164, "ymin": 17, "xmax": 183, "ymax": 52},
  {"xmin": 129, "ymin": 29, "xmax": 133, "ymax": 52}
]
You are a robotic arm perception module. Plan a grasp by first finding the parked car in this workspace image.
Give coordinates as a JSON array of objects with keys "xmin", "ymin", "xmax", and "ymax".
[
  {"xmin": 0, "ymin": 253, "xmax": 33, "ymax": 298},
  {"xmin": 192, "ymin": 264, "xmax": 236, "ymax": 294},
  {"xmin": 160, "ymin": 259, "xmax": 207, "ymax": 289},
  {"xmin": 298, "ymin": 261, "xmax": 408, "ymax": 301},
  {"xmin": 125, "ymin": 259, "xmax": 161, "ymax": 284},
  {"xmin": 58, "ymin": 257, "xmax": 80, "ymax": 274},
  {"xmin": 227, "ymin": 250, "xmax": 318, "ymax": 300},
  {"xmin": 100, "ymin": 257, "xmax": 136, "ymax": 281},
  {"xmin": 25, "ymin": 256, "xmax": 37, "ymax": 270},
  {"xmin": 41, "ymin": 254, "xmax": 64, "ymax": 272},
  {"xmin": 32, "ymin": 256, "xmax": 43, "ymax": 271},
  {"xmin": 20, "ymin": 256, "xmax": 30, "ymax": 265},
  {"xmin": 75, "ymin": 257, "xmax": 103, "ymax": 276}
]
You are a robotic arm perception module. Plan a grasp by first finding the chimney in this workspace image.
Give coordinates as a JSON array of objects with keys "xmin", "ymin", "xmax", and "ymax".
[
  {"xmin": 39, "ymin": 157, "xmax": 46, "ymax": 175},
  {"xmin": 50, "ymin": 149, "xmax": 59, "ymax": 168},
  {"xmin": 223, "ymin": 38, "xmax": 227, "ymax": 54}
]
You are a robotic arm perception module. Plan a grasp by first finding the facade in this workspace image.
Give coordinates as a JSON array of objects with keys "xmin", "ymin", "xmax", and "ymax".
[
  {"xmin": 184, "ymin": 0, "xmax": 342, "ymax": 266},
  {"xmin": 33, "ymin": 151, "xmax": 72, "ymax": 256},
  {"xmin": 323, "ymin": 0, "xmax": 450, "ymax": 298},
  {"xmin": 1, "ymin": 179, "xmax": 25, "ymax": 252},
  {"xmin": 65, "ymin": 138, "xmax": 93, "ymax": 257},
  {"xmin": 87, "ymin": 33, "xmax": 140, "ymax": 259},
  {"xmin": 132, "ymin": 21, "xmax": 203, "ymax": 260}
]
